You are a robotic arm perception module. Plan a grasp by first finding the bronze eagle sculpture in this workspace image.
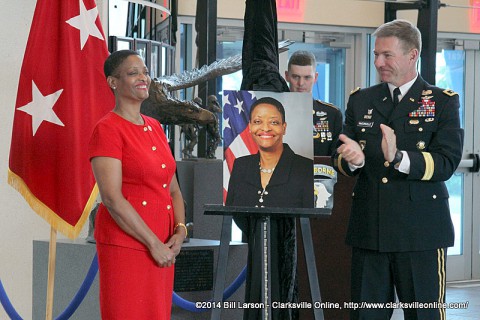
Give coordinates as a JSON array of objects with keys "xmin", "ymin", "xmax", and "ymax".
[{"xmin": 139, "ymin": 40, "xmax": 292, "ymax": 158}]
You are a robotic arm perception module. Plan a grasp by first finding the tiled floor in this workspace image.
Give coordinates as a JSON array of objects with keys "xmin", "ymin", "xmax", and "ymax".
[{"xmin": 391, "ymin": 281, "xmax": 480, "ymax": 319}]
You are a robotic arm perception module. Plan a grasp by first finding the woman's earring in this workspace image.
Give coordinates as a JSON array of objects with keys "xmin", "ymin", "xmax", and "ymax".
[{"xmin": 112, "ymin": 86, "xmax": 116, "ymax": 90}]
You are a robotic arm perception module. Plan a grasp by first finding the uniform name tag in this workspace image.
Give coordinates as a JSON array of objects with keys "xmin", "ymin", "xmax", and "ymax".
[{"xmin": 357, "ymin": 121, "xmax": 374, "ymax": 128}]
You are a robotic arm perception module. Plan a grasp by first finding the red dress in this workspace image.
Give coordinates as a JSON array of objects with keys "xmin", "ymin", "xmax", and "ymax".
[{"xmin": 88, "ymin": 112, "xmax": 176, "ymax": 319}]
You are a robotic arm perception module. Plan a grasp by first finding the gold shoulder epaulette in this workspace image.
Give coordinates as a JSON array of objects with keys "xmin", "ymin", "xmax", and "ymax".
[
  {"xmin": 443, "ymin": 89, "xmax": 458, "ymax": 97},
  {"xmin": 316, "ymin": 100, "xmax": 339, "ymax": 109},
  {"xmin": 350, "ymin": 87, "xmax": 361, "ymax": 95}
]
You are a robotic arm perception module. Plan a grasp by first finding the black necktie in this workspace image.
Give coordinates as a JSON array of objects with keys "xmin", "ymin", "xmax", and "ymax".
[{"xmin": 393, "ymin": 87, "xmax": 401, "ymax": 107}]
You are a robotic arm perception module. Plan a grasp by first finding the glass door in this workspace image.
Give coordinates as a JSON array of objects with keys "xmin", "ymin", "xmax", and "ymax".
[
  {"xmin": 473, "ymin": 48, "xmax": 480, "ymax": 280},
  {"xmin": 215, "ymin": 28, "xmax": 350, "ymax": 111},
  {"xmin": 438, "ymin": 38, "xmax": 480, "ymax": 281}
]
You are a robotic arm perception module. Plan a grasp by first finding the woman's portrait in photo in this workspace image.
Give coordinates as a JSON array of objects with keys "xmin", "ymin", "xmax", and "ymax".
[{"xmin": 223, "ymin": 91, "xmax": 313, "ymax": 320}]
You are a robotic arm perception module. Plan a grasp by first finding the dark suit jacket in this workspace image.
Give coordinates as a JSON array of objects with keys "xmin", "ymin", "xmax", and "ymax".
[
  {"xmin": 333, "ymin": 76, "xmax": 464, "ymax": 252},
  {"xmin": 226, "ymin": 143, "xmax": 313, "ymax": 320},
  {"xmin": 226, "ymin": 143, "xmax": 313, "ymax": 210}
]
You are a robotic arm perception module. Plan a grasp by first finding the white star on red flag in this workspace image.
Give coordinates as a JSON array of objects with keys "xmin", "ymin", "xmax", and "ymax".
[
  {"xmin": 17, "ymin": 81, "xmax": 64, "ymax": 135},
  {"xmin": 9, "ymin": 0, "xmax": 114, "ymax": 238},
  {"xmin": 66, "ymin": 0, "xmax": 104, "ymax": 50}
]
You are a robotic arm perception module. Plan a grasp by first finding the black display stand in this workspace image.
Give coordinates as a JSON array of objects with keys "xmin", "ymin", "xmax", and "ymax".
[{"xmin": 204, "ymin": 205, "xmax": 331, "ymax": 320}]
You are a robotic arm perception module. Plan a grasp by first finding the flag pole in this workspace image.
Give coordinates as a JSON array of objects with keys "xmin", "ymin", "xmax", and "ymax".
[{"xmin": 45, "ymin": 227, "xmax": 57, "ymax": 320}]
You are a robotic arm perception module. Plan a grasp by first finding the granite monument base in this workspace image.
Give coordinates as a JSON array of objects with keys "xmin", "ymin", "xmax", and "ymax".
[{"xmin": 176, "ymin": 159, "xmax": 224, "ymax": 240}]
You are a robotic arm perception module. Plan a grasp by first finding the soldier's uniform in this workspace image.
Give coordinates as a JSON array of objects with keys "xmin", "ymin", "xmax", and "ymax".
[
  {"xmin": 333, "ymin": 76, "xmax": 464, "ymax": 320},
  {"xmin": 313, "ymin": 99, "xmax": 342, "ymax": 156}
]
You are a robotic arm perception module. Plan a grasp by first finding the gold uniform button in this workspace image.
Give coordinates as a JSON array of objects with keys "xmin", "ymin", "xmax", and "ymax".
[
  {"xmin": 152, "ymin": 146, "xmax": 157, "ymax": 151},
  {"xmin": 144, "ymin": 127, "xmax": 148, "ymax": 132},
  {"xmin": 384, "ymin": 161, "xmax": 390, "ymax": 167},
  {"xmin": 416, "ymin": 141, "xmax": 426, "ymax": 150},
  {"xmin": 433, "ymin": 195, "xmax": 437, "ymax": 199},
  {"xmin": 361, "ymin": 128, "xmax": 366, "ymax": 132},
  {"xmin": 161, "ymin": 164, "xmax": 166, "ymax": 169},
  {"xmin": 382, "ymin": 177, "xmax": 388, "ymax": 183},
  {"xmin": 167, "ymin": 205, "xmax": 171, "ymax": 210},
  {"xmin": 163, "ymin": 184, "xmax": 167, "ymax": 188},
  {"xmin": 148, "ymin": 125, "xmax": 152, "ymax": 131},
  {"xmin": 142, "ymin": 201, "xmax": 147, "ymax": 206},
  {"xmin": 419, "ymin": 127, "xmax": 423, "ymax": 132}
]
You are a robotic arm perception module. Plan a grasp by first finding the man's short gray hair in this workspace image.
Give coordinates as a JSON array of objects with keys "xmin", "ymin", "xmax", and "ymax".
[{"xmin": 373, "ymin": 19, "xmax": 422, "ymax": 54}]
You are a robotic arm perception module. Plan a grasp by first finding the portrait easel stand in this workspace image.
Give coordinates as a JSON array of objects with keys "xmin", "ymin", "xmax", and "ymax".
[{"xmin": 204, "ymin": 205, "xmax": 331, "ymax": 320}]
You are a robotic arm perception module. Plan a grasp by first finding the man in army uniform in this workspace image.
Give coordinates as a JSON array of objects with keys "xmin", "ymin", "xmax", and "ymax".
[
  {"xmin": 285, "ymin": 50, "xmax": 343, "ymax": 156},
  {"xmin": 333, "ymin": 20, "xmax": 464, "ymax": 320}
]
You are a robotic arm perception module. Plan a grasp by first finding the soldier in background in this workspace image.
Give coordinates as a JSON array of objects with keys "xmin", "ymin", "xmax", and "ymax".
[{"xmin": 285, "ymin": 50, "xmax": 343, "ymax": 156}]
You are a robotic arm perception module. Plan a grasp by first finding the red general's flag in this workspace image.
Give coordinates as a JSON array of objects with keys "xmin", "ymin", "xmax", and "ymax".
[{"xmin": 8, "ymin": 0, "xmax": 114, "ymax": 238}]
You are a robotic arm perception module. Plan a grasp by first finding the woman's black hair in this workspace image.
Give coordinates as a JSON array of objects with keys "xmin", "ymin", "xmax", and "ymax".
[
  {"xmin": 104, "ymin": 49, "xmax": 139, "ymax": 78},
  {"xmin": 249, "ymin": 97, "xmax": 286, "ymax": 122}
]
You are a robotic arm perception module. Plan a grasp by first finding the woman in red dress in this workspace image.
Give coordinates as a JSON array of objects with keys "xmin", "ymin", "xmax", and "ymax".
[{"xmin": 89, "ymin": 50, "xmax": 186, "ymax": 319}]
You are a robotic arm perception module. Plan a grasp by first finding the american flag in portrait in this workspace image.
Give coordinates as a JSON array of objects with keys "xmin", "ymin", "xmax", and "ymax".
[{"xmin": 222, "ymin": 90, "xmax": 259, "ymax": 201}]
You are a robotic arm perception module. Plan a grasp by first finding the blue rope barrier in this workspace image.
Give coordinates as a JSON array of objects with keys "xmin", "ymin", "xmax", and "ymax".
[
  {"xmin": 172, "ymin": 265, "xmax": 247, "ymax": 312},
  {"xmin": 0, "ymin": 254, "xmax": 99, "ymax": 320},
  {"xmin": 0, "ymin": 280, "xmax": 22, "ymax": 320},
  {"xmin": 1, "ymin": 253, "xmax": 246, "ymax": 318}
]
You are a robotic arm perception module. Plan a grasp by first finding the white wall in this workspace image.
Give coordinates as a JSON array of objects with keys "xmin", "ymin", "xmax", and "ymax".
[{"xmin": 1, "ymin": 2, "xmax": 45, "ymax": 319}]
